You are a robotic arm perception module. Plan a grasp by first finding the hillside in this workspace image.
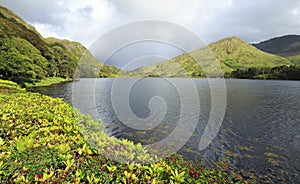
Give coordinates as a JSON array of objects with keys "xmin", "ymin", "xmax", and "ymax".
[
  {"xmin": 0, "ymin": 5, "xmax": 120, "ymax": 84},
  {"xmin": 45, "ymin": 37, "xmax": 122, "ymax": 78},
  {"xmin": 138, "ymin": 37, "xmax": 291, "ymax": 77},
  {"xmin": 252, "ymin": 35, "xmax": 300, "ymax": 56},
  {"xmin": 253, "ymin": 35, "xmax": 300, "ymax": 65}
]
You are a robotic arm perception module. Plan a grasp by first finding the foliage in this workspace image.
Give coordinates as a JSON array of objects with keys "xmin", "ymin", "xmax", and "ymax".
[
  {"xmin": 0, "ymin": 80, "xmax": 252, "ymax": 183},
  {"xmin": 24, "ymin": 77, "xmax": 67, "ymax": 88},
  {"xmin": 0, "ymin": 10, "xmax": 50, "ymax": 58},
  {"xmin": 231, "ymin": 65, "xmax": 300, "ymax": 80},
  {"xmin": 0, "ymin": 5, "xmax": 124, "ymax": 85},
  {"xmin": 45, "ymin": 37, "xmax": 86, "ymax": 79},
  {"xmin": 0, "ymin": 35, "xmax": 49, "ymax": 84},
  {"xmin": 0, "ymin": 79, "xmax": 25, "ymax": 92},
  {"xmin": 98, "ymin": 64, "xmax": 122, "ymax": 78}
]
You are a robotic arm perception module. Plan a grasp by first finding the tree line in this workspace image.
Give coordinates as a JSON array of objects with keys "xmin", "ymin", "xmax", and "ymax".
[{"xmin": 230, "ymin": 65, "xmax": 300, "ymax": 80}]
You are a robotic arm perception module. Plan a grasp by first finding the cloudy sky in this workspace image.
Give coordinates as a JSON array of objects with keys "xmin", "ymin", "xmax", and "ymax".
[
  {"xmin": 2, "ymin": 0, "xmax": 300, "ymax": 45},
  {"xmin": 1, "ymin": 0, "xmax": 300, "ymax": 69}
]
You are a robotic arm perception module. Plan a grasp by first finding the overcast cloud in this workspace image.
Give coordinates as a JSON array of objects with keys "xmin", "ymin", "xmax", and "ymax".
[
  {"xmin": 1, "ymin": 0, "xmax": 300, "ymax": 45},
  {"xmin": 1, "ymin": 0, "xmax": 300, "ymax": 68}
]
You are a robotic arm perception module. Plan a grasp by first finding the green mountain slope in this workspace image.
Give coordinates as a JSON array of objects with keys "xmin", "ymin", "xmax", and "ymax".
[
  {"xmin": 0, "ymin": 5, "xmax": 120, "ymax": 84},
  {"xmin": 253, "ymin": 35, "xmax": 300, "ymax": 65},
  {"xmin": 210, "ymin": 37, "xmax": 291, "ymax": 70},
  {"xmin": 138, "ymin": 37, "xmax": 291, "ymax": 77},
  {"xmin": 0, "ymin": 6, "xmax": 51, "ymax": 59},
  {"xmin": 0, "ymin": 33, "xmax": 49, "ymax": 82},
  {"xmin": 0, "ymin": 5, "xmax": 38, "ymax": 34},
  {"xmin": 45, "ymin": 37, "xmax": 121, "ymax": 78}
]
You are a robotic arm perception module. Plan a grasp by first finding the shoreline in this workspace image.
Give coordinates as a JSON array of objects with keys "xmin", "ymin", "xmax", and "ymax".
[
  {"xmin": 24, "ymin": 77, "xmax": 72, "ymax": 88},
  {"xmin": 0, "ymin": 79, "xmax": 250, "ymax": 183}
]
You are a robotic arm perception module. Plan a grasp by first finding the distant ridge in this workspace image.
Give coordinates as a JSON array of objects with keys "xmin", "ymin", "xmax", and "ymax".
[
  {"xmin": 137, "ymin": 36, "xmax": 291, "ymax": 77},
  {"xmin": 253, "ymin": 35, "xmax": 300, "ymax": 57},
  {"xmin": 253, "ymin": 35, "xmax": 300, "ymax": 65}
]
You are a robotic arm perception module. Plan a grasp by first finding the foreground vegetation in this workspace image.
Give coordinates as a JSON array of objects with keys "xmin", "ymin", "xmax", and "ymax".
[
  {"xmin": 23, "ymin": 77, "xmax": 68, "ymax": 88},
  {"xmin": 0, "ymin": 79, "xmax": 253, "ymax": 183}
]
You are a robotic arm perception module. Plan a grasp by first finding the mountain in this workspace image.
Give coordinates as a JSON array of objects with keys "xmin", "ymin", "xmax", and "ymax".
[
  {"xmin": 137, "ymin": 36, "xmax": 291, "ymax": 77},
  {"xmin": 0, "ymin": 5, "xmax": 52, "ymax": 82},
  {"xmin": 0, "ymin": 5, "xmax": 119, "ymax": 84},
  {"xmin": 252, "ymin": 35, "xmax": 300, "ymax": 56},
  {"xmin": 45, "ymin": 37, "xmax": 122, "ymax": 78},
  {"xmin": 252, "ymin": 35, "xmax": 300, "ymax": 65}
]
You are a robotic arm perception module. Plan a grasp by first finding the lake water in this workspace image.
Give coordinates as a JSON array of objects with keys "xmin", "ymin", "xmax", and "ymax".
[{"xmin": 28, "ymin": 78, "xmax": 300, "ymax": 183}]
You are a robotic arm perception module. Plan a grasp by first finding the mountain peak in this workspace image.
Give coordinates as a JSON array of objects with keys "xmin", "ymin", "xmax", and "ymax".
[
  {"xmin": 208, "ymin": 36, "xmax": 253, "ymax": 56},
  {"xmin": 229, "ymin": 36, "xmax": 243, "ymax": 41},
  {"xmin": 137, "ymin": 36, "xmax": 290, "ymax": 77},
  {"xmin": 0, "ymin": 5, "xmax": 39, "ymax": 34},
  {"xmin": 210, "ymin": 36, "xmax": 247, "ymax": 47}
]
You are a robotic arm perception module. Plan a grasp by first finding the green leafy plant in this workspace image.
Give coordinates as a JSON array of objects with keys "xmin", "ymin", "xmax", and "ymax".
[
  {"xmin": 0, "ymin": 80, "xmax": 254, "ymax": 183},
  {"xmin": 170, "ymin": 169, "xmax": 185, "ymax": 183}
]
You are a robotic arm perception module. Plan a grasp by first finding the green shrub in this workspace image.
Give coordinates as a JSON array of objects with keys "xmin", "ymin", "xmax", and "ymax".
[
  {"xmin": 24, "ymin": 77, "xmax": 66, "ymax": 88},
  {"xmin": 0, "ymin": 79, "xmax": 25, "ymax": 92},
  {"xmin": 0, "ymin": 81, "xmax": 252, "ymax": 183}
]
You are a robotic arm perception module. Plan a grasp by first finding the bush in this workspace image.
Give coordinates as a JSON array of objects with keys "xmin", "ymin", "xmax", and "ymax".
[
  {"xmin": 0, "ymin": 80, "xmax": 251, "ymax": 183},
  {"xmin": 0, "ymin": 79, "xmax": 25, "ymax": 92}
]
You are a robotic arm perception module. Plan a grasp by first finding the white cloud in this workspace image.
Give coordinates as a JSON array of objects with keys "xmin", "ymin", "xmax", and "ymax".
[
  {"xmin": 0, "ymin": 0, "xmax": 117, "ymax": 46},
  {"xmin": 109, "ymin": 0, "xmax": 203, "ymax": 25},
  {"xmin": 55, "ymin": 0, "xmax": 117, "ymax": 45}
]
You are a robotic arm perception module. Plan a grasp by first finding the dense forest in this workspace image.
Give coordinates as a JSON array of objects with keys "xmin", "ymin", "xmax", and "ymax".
[{"xmin": 230, "ymin": 65, "xmax": 300, "ymax": 80}]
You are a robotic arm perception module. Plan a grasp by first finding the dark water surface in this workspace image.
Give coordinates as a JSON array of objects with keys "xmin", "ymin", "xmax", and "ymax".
[{"xmin": 29, "ymin": 78, "xmax": 300, "ymax": 183}]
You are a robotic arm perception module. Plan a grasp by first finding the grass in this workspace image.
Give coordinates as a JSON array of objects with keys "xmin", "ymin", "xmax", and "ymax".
[
  {"xmin": 288, "ymin": 55, "xmax": 300, "ymax": 65},
  {"xmin": 24, "ymin": 77, "xmax": 68, "ymax": 88},
  {"xmin": 137, "ymin": 37, "xmax": 291, "ymax": 77},
  {"xmin": 0, "ymin": 79, "xmax": 253, "ymax": 183}
]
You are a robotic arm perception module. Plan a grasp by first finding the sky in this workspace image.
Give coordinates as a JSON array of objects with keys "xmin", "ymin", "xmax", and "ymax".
[{"xmin": 1, "ymin": 0, "xmax": 300, "ymax": 69}]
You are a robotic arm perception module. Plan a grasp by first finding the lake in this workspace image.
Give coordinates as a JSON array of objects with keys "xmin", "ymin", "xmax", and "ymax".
[{"xmin": 29, "ymin": 78, "xmax": 300, "ymax": 183}]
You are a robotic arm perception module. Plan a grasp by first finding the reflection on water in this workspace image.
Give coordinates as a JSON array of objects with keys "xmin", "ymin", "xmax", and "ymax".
[{"xmin": 29, "ymin": 78, "xmax": 300, "ymax": 183}]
